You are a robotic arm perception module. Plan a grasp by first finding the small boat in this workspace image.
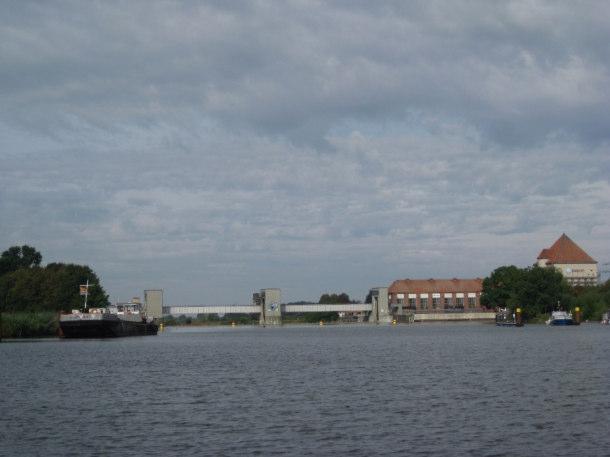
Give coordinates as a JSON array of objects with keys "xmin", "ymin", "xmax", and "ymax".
[
  {"xmin": 60, "ymin": 301, "xmax": 158, "ymax": 338},
  {"xmin": 546, "ymin": 309, "xmax": 576, "ymax": 326},
  {"xmin": 495, "ymin": 307, "xmax": 523, "ymax": 327}
]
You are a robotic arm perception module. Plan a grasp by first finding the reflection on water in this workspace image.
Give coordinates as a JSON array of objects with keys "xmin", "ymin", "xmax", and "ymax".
[{"xmin": 1, "ymin": 323, "xmax": 608, "ymax": 456}]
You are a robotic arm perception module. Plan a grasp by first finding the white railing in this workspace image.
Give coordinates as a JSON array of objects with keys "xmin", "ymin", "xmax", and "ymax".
[
  {"xmin": 284, "ymin": 303, "xmax": 372, "ymax": 313},
  {"xmin": 167, "ymin": 305, "xmax": 260, "ymax": 315}
]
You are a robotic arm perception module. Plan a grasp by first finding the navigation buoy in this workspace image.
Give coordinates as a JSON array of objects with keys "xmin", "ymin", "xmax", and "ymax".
[
  {"xmin": 392, "ymin": 319, "xmax": 397, "ymax": 325},
  {"xmin": 159, "ymin": 323, "xmax": 164, "ymax": 332},
  {"xmin": 231, "ymin": 321, "xmax": 236, "ymax": 327},
  {"xmin": 574, "ymin": 307, "xmax": 581, "ymax": 325},
  {"xmin": 515, "ymin": 308, "xmax": 522, "ymax": 326},
  {"xmin": 319, "ymin": 320, "xmax": 324, "ymax": 326}
]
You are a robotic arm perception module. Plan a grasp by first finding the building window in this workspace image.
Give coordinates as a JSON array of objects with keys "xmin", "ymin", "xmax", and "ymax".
[
  {"xmin": 432, "ymin": 297, "xmax": 440, "ymax": 309},
  {"xmin": 397, "ymin": 298, "xmax": 404, "ymax": 305},
  {"xmin": 408, "ymin": 298, "xmax": 416, "ymax": 309},
  {"xmin": 420, "ymin": 297, "xmax": 428, "ymax": 309},
  {"xmin": 456, "ymin": 297, "xmax": 464, "ymax": 308},
  {"xmin": 444, "ymin": 297, "xmax": 452, "ymax": 308},
  {"xmin": 468, "ymin": 297, "xmax": 476, "ymax": 308}
]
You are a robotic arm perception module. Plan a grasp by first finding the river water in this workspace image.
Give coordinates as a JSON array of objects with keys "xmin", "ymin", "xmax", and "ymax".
[{"xmin": 1, "ymin": 323, "xmax": 608, "ymax": 456}]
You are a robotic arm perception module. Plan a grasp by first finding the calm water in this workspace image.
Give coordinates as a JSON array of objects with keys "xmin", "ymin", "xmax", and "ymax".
[{"xmin": 1, "ymin": 323, "xmax": 608, "ymax": 456}]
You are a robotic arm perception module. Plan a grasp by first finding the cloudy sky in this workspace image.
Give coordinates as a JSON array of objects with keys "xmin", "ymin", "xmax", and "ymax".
[{"xmin": 1, "ymin": 1, "xmax": 609, "ymax": 304}]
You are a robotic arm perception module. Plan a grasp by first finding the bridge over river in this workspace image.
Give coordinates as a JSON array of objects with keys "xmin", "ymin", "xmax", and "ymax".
[{"xmin": 164, "ymin": 288, "xmax": 495, "ymax": 325}]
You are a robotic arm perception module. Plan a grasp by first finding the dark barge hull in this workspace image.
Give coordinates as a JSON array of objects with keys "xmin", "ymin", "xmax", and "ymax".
[
  {"xmin": 495, "ymin": 322, "xmax": 524, "ymax": 327},
  {"xmin": 60, "ymin": 318, "xmax": 158, "ymax": 338}
]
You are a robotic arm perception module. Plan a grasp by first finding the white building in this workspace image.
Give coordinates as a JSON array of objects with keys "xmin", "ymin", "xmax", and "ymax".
[{"xmin": 536, "ymin": 234, "xmax": 598, "ymax": 286}]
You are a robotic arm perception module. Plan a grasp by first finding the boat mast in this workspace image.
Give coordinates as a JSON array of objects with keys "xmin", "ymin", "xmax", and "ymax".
[{"xmin": 82, "ymin": 279, "xmax": 89, "ymax": 310}]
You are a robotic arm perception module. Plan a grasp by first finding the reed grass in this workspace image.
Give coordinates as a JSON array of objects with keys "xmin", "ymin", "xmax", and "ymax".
[{"xmin": 0, "ymin": 312, "xmax": 59, "ymax": 338}]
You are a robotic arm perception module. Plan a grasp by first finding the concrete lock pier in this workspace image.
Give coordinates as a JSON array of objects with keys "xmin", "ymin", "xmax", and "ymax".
[
  {"xmin": 368, "ymin": 287, "xmax": 393, "ymax": 324},
  {"xmin": 253, "ymin": 288, "xmax": 282, "ymax": 326}
]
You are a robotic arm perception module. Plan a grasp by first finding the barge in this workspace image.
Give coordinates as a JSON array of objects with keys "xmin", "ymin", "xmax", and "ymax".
[
  {"xmin": 495, "ymin": 307, "xmax": 523, "ymax": 327},
  {"xmin": 60, "ymin": 301, "xmax": 158, "ymax": 338}
]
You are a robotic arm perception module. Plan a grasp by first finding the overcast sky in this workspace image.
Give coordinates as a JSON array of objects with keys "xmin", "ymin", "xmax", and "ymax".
[{"xmin": 1, "ymin": 1, "xmax": 609, "ymax": 304}]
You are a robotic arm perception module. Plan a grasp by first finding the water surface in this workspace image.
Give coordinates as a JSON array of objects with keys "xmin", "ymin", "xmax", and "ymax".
[{"xmin": 1, "ymin": 323, "xmax": 608, "ymax": 456}]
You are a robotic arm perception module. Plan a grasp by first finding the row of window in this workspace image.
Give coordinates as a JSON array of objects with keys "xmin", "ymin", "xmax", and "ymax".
[
  {"xmin": 567, "ymin": 277, "xmax": 598, "ymax": 286},
  {"xmin": 395, "ymin": 296, "xmax": 477, "ymax": 309}
]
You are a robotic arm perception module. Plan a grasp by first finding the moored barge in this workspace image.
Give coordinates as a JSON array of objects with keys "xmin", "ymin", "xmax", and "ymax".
[
  {"xmin": 60, "ymin": 301, "xmax": 158, "ymax": 338},
  {"xmin": 495, "ymin": 307, "xmax": 524, "ymax": 327}
]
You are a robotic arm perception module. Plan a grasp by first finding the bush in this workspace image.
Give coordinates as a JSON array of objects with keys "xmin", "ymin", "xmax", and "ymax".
[
  {"xmin": 1, "ymin": 312, "xmax": 59, "ymax": 338},
  {"xmin": 572, "ymin": 285, "xmax": 610, "ymax": 321}
]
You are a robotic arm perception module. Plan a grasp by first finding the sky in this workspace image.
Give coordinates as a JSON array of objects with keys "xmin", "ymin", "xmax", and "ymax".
[{"xmin": 1, "ymin": 1, "xmax": 609, "ymax": 305}]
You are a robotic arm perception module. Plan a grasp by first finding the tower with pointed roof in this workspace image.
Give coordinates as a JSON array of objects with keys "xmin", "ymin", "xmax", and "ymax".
[{"xmin": 536, "ymin": 234, "xmax": 598, "ymax": 286}]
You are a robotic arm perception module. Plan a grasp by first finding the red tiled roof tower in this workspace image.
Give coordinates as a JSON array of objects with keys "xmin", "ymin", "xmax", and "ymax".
[{"xmin": 537, "ymin": 234, "xmax": 596, "ymax": 265}]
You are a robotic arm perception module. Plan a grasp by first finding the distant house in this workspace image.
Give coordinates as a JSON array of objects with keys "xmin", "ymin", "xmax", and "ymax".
[
  {"xmin": 388, "ymin": 278, "xmax": 484, "ymax": 312},
  {"xmin": 536, "ymin": 234, "xmax": 598, "ymax": 286}
]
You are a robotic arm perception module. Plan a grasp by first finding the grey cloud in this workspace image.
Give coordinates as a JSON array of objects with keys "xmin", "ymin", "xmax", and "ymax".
[
  {"xmin": 1, "ymin": 1, "xmax": 609, "ymax": 303},
  {"xmin": 3, "ymin": 1, "xmax": 610, "ymax": 146},
  {"xmin": 4, "ymin": 116, "xmax": 608, "ymax": 302}
]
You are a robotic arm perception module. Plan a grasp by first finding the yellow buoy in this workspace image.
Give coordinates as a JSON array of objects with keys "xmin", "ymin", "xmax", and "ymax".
[
  {"xmin": 574, "ymin": 306, "xmax": 581, "ymax": 324},
  {"xmin": 319, "ymin": 320, "xmax": 324, "ymax": 326}
]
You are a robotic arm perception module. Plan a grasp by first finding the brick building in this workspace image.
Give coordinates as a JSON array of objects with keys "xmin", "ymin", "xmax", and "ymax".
[
  {"xmin": 388, "ymin": 278, "xmax": 484, "ymax": 312},
  {"xmin": 536, "ymin": 234, "xmax": 598, "ymax": 286}
]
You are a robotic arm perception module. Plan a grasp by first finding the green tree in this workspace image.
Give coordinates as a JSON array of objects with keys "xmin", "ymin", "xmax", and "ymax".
[
  {"xmin": 0, "ymin": 260, "xmax": 109, "ymax": 313},
  {"xmin": 481, "ymin": 265, "xmax": 525, "ymax": 309},
  {"xmin": 0, "ymin": 245, "xmax": 42, "ymax": 276},
  {"xmin": 303, "ymin": 312, "xmax": 339, "ymax": 323},
  {"xmin": 482, "ymin": 265, "xmax": 572, "ymax": 319},
  {"xmin": 571, "ymin": 279, "xmax": 610, "ymax": 321},
  {"xmin": 515, "ymin": 266, "xmax": 571, "ymax": 317},
  {"xmin": 319, "ymin": 293, "xmax": 352, "ymax": 304}
]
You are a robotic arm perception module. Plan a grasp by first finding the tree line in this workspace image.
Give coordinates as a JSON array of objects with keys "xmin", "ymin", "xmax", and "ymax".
[
  {"xmin": 0, "ymin": 245, "xmax": 109, "ymax": 313},
  {"xmin": 318, "ymin": 292, "xmax": 353, "ymax": 304},
  {"xmin": 481, "ymin": 265, "xmax": 610, "ymax": 320}
]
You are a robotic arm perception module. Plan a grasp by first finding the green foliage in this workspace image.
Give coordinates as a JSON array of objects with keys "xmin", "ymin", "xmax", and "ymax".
[
  {"xmin": 1, "ymin": 312, "xmax": 59, "ymax": 338},
  {"xmin": 231, "ymin": 315, "xmax": 259, "ymax": 325},
  {"xmin": 159, "ymin": 313, "xmax": 259, "ymax": 326},
  {"xmin": 0, "ymin": 245, "xmax": 42, "ymax": 276},
  {"xmin": 515, "ymin": 266, "xmax": 572, "ymax": 318},
  {"xmin": 482, "ymin": 265, "xmax": 571, "ymax": 319},
  {"xmin": 481, "ymin": 265, "xmax": 525, "ymax": 309},
  {"xmin": 483, "ymin": 269, "xmax": 610, "ymax": 321},
  {"xmin": 303, "ymin": 312, "xmax": 339, "ymax": 323},
  {"xmin": 571, "ymin": 280, "xmax": 610, "ymax": 321},
  {"xmin": 159, "ymin": 315, "xmax": 177, "ymax": 325},
  {"xmin": 319, "ymin": 293, "xmax": 352, "ymax": 304},
  {"xmin": 0, "ymin": 245, "xmax": 109, "ymax": 313},
  {"xmin": 283, "ymin": 312, "xmax": 339, "ymax": 323}
]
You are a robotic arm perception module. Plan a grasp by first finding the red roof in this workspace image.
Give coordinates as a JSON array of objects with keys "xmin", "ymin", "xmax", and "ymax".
[
  {"xmin": 389, "ymin": 278, "xmax": 483, "ymax": 294},
  {"xmin": 537, "ymin": 234, "xmax": 596, "ymax": 264}
]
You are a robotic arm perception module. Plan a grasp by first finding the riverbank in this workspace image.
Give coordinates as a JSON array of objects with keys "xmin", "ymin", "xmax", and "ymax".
[
  {"xmin": 1, "ymin": 310, "xmax": 587, "ymax": 339},
  {"xmin": 0, "ymin": 312, "xmax": 59, "ymax": 338}
]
